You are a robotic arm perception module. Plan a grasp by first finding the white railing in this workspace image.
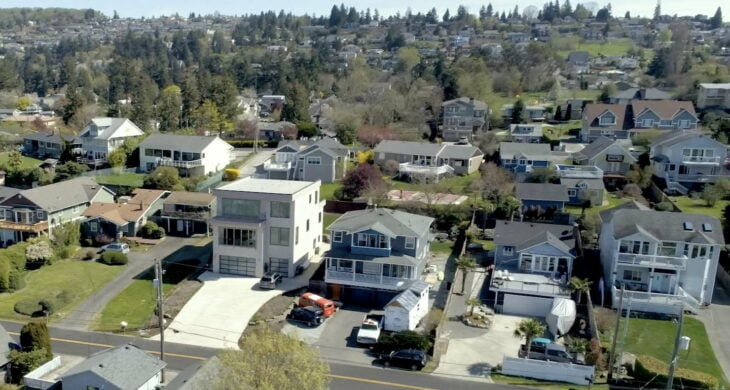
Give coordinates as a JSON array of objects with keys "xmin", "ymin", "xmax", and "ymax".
[
  {"xmin": 399, "ymin": 163, "xmax": 454, "ymax": 176},
  {"xmin": 263, "ymin": 160, "xmax": 292, "ymax": 171},
  {"xmin": 612, "ymin": 286, "xmax": 699, "ymax": 314},
  {"xmin": 325, "ymin": 269, "xmax": 411, "ymax": 288},
  {"xmin": 79, "ymin": 157, "xmax": 106, "ymax": 165},
  {"xmin": 556, "ymin": 164, "xmax": 604, "ymax": 179},
  {"xmin": 667, "ymin": 173, "xmax": 722, "ymax": 182},
  {"xmin": 157, "ymin": 157, "xmax": 203, "ymax": 169},
  {"xmin": 681, "ymin": 155, "xmax": 721, "ymax": 164},
  {"xmin": 616, "ymin": 253, "xmax": 686, "ymax": 269},
  {"xmin": 492, "ymin": 278, "xmax": 569, "ymax": 296}
]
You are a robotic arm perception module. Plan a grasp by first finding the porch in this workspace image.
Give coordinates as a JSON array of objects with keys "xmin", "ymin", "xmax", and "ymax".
[
  {"xmin": 398, "ymin": 163, "xmax": 454, "ymax": 177},
  {"xmin": 324, "ymin": 257, "xmax": 415, "ymax": 291},
  {"xmin": 611, "ymin": 285, "xmax": 700, "ymax": 314}
]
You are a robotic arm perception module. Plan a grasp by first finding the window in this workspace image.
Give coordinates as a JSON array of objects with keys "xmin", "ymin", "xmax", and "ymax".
[
  {"xmin": 679, "ymin": 120, "xmax": 691, "ymax": 128},
  {"xmin": 355, "ymin": 233, "xmax": 389, "ymax": 248},
  {"xmin": 404, "ymin": 237, "xmax": 416, "ymax": 250},
  {"xmin": 599, "ymin": 113, "xmax": 616, "ymax": 126},
  {"xmin": 36, "ymin": 210, "xmax": 44, "ymax": 219},
  {"xmin": 307, "ymin": 157, "xmax": 321, "ymax": 165},
  {"xmin": 567, "ymin": 189, "xmax": 577, "ymax": 197},
  {"xmin": 270, "ymin": 201, "xmax": 290, "ymax": 218},
  {"xmin": 333, "ymin": 231, "xmax": 343, "ymax": 242},
  {"xmin": 623, "ymin": 270, "xmax": 642, "ymax": 282},
  {"xmin": 502, "ymin": 246, "xmax": 514, "ymax": 256},
  {"xmin": 270, "ymin": 227, "xmax": 290, "ymax": 246},
  {"xmin": 222, "ymin": 198, "xmax": 260, "ymax": 219},
  {"xmin": 144, "ymin": 148, "xmax": 154, "ymax": 156},
  {"xmin": 600, "ymin": 130, "xmax": 613, "ymax": 136},
  {"xmin": 309, "ymin": 194, "xmax": 312, "ymax": 203},
  {"xmin": 619, "ymin": 240, "xmax": 650, "ymax": 255},
  {"xmin": 315, "ymin": 191, "xmax": 319, "ymax": 203},
  {"xmin": 219, "ymin": 227, "xmax": 256, "ymax": 247},
  {"xmin": 658, "ymin": 241, "xmax": 677, "ymax": 257},
  {"xmin": 89, "ymin": 222, "xmax": 98, "ymax": 232}
]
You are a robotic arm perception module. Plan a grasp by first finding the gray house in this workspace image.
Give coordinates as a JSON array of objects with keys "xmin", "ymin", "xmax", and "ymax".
[
  {"xmin": 516, "ymin": 183, "xmax": 569, "ymax": 214},
  {"xmin": 61, "ymin": 344, "xmax": 166, "ymax": 390},
  {"xmin": 324, "ymin": 208, "xmax": 434, "ymax": 305},
  {"xmin": 574, "ymin": 136, "xmax": 636, "ymax": 178},
  {"xmin": 491, "ymin": 220, "xmax": 576, "ymax": 316},
  {"xmin": 508, "ymin": 124, "xmax": 544, "ymax": 143},
  {"xmin": 581, "ymin": 103, "xmax": 630, "ymax": 142},
  {"xmin": 22, "ymin": 131, "xmax": 78, "ymax": 159},
  {"xmin": 609, "ymin": 87, "xmax": 672, "ymax": 104},
  {"xmin": 442, "ymin": 97, "xmax": 489, "ymax": 142},
  {"xmin": 374, "ymin": 140, "xmax": 483, "ymax": 180},
  {"xmin": 261, "ymin": 138, "xmax": 351, "ymax": 183},
  {"xmin": 630, "ymin": 100, "xmax": 698, "ymax": 133}
]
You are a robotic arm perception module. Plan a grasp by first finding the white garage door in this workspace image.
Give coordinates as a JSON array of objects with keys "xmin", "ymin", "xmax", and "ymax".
[
  {"xmin": 219, "ymin": 255, "xmax": 257, "ymax": 276},
  {"xmin": 268, "ymin": 257, "xmax": 289, "ymax": 277},
  {"xmin": 502, "ymin": 294, "xmax": 554, "ymax": 317}
]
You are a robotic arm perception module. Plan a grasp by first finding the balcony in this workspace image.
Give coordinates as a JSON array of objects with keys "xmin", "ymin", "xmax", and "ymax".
[
  {"xmin": 263, "ymin": 160, "xmax": 292, "ymax": 171},
  {"xmin": 157, "ymin": 158, "xmax": 203, "ymax": 169},
  {"xmin": 325, "ymin": 269, "xmax": 412, "ymax": 290},
  {"xmin": 616, "ymin": 253, "xmax": 687, "ymax": 270},
  {"xmin": 556, "ymin": 164, "xmax": 604, "ymax": 179},
  {"xmin": 666, "ymin": 173, "xmax": 724, "ymax": 183},
  {"xmin": 0, "ymin": 219, "xmax": 49, "ymax": 233},
  {"xmin": 399, "ymin": 163, "xmax": 454, "ymax": 177},
  {"xmin": 681, "ymin": 155, "xmax": 721, "ymax": 164},
  {"xmin": 161, "ymin": 209, "xmax": 210, "ymax": 220},
  {"xmin": 611, "ymin": 285, "xmax": 699, "ymax": 314},
  {"xmin": 491, "ymin": 272, "xmax": 570, "ymax": 297},
  {"xmin": 78, "ymin": 157, "xmax": 106, "ymax": 166}
]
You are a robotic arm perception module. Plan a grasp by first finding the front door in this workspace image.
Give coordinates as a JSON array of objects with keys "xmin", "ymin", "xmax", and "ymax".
[{"xmin": 651, "ymin": 273, "xmax": 671, "ymax": 293}]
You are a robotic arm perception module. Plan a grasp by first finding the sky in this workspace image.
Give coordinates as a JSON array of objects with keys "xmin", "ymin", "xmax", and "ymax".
[{"xmin": 0, "ymin": 0, "xmax": 721, "ymax": 20}]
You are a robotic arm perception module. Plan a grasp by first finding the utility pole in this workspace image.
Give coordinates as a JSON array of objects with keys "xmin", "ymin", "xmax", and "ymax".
[
  {"xmin": 666, "ymin": 307, "xmax": 684, "ymax": 390},
  {"xmin": 154, "ymin": 258, "xmax": 166, "ymax": 383},
  {"xmin": 607, "ymin": 284, "xmax": 625, "ymax": 383}
]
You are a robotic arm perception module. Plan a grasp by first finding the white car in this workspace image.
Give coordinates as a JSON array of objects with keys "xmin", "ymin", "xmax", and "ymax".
[{"xmin": 101, "ymin": 243, "xmax": 130, "ymax": 254}]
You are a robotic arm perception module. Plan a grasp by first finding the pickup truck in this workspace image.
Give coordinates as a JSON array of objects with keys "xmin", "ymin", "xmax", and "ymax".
[
  {"xmin": 356, "ymin": 313, "xmax": 385, "ymax": 346},
  {"xmin": 518, "ymin": 342, "xmax": 585, "ymax": 364}
]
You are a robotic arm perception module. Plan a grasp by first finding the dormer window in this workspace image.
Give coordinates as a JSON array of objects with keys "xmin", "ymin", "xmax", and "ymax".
[{"xmin": 599, "ymin": 112, "xmax": 616, "ymax": 126}]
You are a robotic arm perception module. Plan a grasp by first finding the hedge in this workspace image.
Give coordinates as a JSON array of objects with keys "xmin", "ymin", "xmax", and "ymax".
[
  {"xmin": 140, "ymin": 221, "xmax": 165, "ymax": 239},
  {"xmin": 13, "ymin": 290, "xmax": 76, "ymax": 317},
  {"xmin": 226, "ymin": 140, "xmax": 279, "ymax": 148},
  {"xmin": 632, "ymin": 354, "xmax": 718, "ymax": 389},
  {"xmin": 0, "ymin": 241, "xmax": 30, "ymax": 293},
  {"xmin": 100, "ymin": 251, "xmax": 128, "ymax": 265}
]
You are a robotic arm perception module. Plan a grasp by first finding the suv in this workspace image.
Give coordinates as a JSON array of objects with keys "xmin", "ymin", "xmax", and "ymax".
[
  {"xmin": 259, "ymin": 272, "xmax": 282, "ymax": 289},
  {"xmin": 101, "ymin": 243, "xmax": 130, "ymax": 254},
  {"xmin": 379, "ymin": 349, "xmax": 427, "ymax": 371},
  {"xmin": 286, "ymin": 306, "xmax": 324, "ymax": 327}
]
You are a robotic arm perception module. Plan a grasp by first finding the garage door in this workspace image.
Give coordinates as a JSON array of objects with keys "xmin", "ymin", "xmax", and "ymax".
[
  {"xmin": 268, "ymin": 257, "xmax": 289, "ymax": 277},
  {"xmin": 502, "ymin": 294, "xmax": 554, "ymax": 317},
  {"xmin": 219, "ymin": 255, "xmax": 257, "ymax": 276}
]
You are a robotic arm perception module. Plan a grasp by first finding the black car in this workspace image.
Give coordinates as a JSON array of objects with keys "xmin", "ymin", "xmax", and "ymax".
[
  {"xmin": 379, "ymin": 349, "xmax": 427, "ymax": 370},
  {"xmin": 286, "ymin": 306, "xmax": 324, "ymax": 327}
]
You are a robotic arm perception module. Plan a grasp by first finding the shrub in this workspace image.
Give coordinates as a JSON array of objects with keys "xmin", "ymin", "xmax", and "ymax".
[
  {"xmin": 223, "ymin": 168, "xmax": 240, "ymax": 181},
  {"xmin": 8, "ymin": 349, "xmax": 49, "ymax": 384},
  {"xmin": 85, "ymin": 250, "xmax": 96, "ymax": 260},
  {"xmin": 38, "ymin": 299, "xmax": 58, "ymax": 316},
  {"xmin": 140, "ymin": 221, "xmax": 165, "ymax": 239},
  {"xmin": 14, "ymin": 300, "xmax": 42, "ymax": 317},
  {"xmin": 632, "ymin": 354, "xmax": 717, "ymax": 389},
  {"xmin": 20, "ymin": 321, "xmax": 52, "ymax": 358},
  {"xmin": 226, "ymin": 140, "xmax": 278, "ymax": 148},
  {"xmin": 100, "ymin": 251, "xmax": 128, "ymax": 265},
  {"xmin": 8, "ymin": 269, "xmax": 25, "ymax": 291},
  {"xmin": 584, "ymin": 337, "xmax": 606, "ymax": 370},
  {"xmin": 0, "ymin": 261, "xmax": 10, "ymax": 292},
  {"xmin": 654, "ymin": 201, "xmax": 675, "ymax": 211},
  {"xmin": 25, "ymin": 240, "xmax": 53, "ymax": 266},
  {"xmin": 56, "ymin": 290, "xmax": 75, "ymax": 306},
  {"xmin": 373, "ymin": 331, "xmax": 431, "ymax": 354}
]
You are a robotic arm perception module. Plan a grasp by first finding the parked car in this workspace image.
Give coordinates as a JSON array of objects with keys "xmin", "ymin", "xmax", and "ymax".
[
  {"xmin": 378, "ymin": 349, "xmax": 427, "ymax": 370},
  {"xmin": 519, "ymin": 342, "xmax": 585, "ymax": 364},
  {"xmin": 356, "ymin": 313, "xmax": 385, "ymax": 346},
  {"xmin": 298, "ymin": 292, "xmax": 339, "ymax": 318},
  {"xmin": 259, "ymin": 272, "xmax": 282, "ymax": 289},
  {"xmin": 101, "ymin": 243, "xmax": 130, "ymax": 254},
  {"xmin": 286, "ymin": 306, "xmax": 324, "ymax": 327}
]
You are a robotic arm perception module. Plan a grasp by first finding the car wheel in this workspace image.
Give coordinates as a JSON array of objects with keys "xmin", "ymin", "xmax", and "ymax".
[
  {"xmin": 308, "ymin": 321, "xmax": 314, "ymax": 327},
  {"xmin": 383, "ymin": 361, "xmax": 390, "ymax": 368},
  {"xmin": 410, "ymin": 364, "xmax": 418, "ymax": 371}
]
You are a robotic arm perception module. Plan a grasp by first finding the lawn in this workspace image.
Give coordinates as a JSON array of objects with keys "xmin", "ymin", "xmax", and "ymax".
[
  {"xmin": 430, "ymin": 240, "xmax": 454, "ymax": 254},
  {"xmin": 95, "ymin": 173, "xmax": 146, "ymax": 187},
  {"xmin": 0, "ymin": 152, "xmax": 42, "ymax": 170},
  {"xmin": 671, "ymin": 196, "xmax": 729, "ymax": 219},
  {"xmin": 323, "ymin": 212, "xmax": 341, "ymax": 234},
  {"xmin": 320, "ymin": 182, "xmax": 341, "ymax": 200},
  {"xmin": 0, "ymin": 260, "xmax": 124, "ymax": 321},
  {"xmin": 565, "ymin": 193, "xmax": 628, "ymax": 216},
  {"xmin": 543, "ymin": 120, "xmax": 581, "ymax": 141},
  {"xmin": 492, "ymin": 373, "xmax": 609, "ymax": 390},
  {"xmin": 389, "ymin": 172, "xmax": 479, "ymax": 194},
  {"xmin": 556, "ymin": 39, "xmax": 634, "ymax": 58},
  {"xmin": 93, "ymin": 259, "xmax": 202, "ymax": 332}
]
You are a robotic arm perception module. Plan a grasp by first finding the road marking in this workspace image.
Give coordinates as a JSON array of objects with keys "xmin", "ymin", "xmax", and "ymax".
[
  {"xmin": 327, "ymin": 373, "xmax": 436, "ymax": 389},
  {"xmin": 8, "ymin": 332, "xmax": 207, "ymax": 361}
]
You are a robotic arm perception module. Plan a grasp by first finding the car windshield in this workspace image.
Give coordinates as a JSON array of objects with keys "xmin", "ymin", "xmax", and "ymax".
[
  {"xmin": 361, "ymin": 324, "xmax": 378, "ymax": 330},
  {"xmin": 262, "ymin": 276, "xmax": 272, "ymax": 282}
]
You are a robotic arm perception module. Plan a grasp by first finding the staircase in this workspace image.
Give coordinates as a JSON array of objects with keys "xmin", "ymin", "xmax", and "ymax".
[{"xmin": 666, "ymin": 181, "xmax": 689, "ymax": 195}]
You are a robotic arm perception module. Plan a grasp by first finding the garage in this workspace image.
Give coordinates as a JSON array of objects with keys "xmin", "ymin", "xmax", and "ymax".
[
  {"xmin": 268, "ymin": 257, "xmax": 289, "ymax": 277},
  {"xmin": 219, "ymin": 255, "xmax": 257, "ymax": 276},
  {"xmin": 501, "ymin": 294, "xmax": 554, "ymax": 317}
]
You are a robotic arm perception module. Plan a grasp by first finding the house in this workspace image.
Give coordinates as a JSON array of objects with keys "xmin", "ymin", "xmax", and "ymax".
[
  {"xmin": 383, "ymin": 280, "xmax": 430, "ymax": 332},
  {"xmin": 573, "ymin": 136, "xmax": 636, "ymax": 182},
  {"xmin": 609, "ymin": 88, "xmax": 672, "ymax": 104},
  {"xmin": 491, "ymin": 220, "xmax": 577, "ymax": 316},
  {"xmin": 81, "ymin": 189, "xmax": 167, "ymax": 243},
  {"xmin": 212, "ymin": 178, "xmax": 323, "ymax": 278},
  {"xmin": 560, "ymin": 177, "xmax": 605, "ymax": 207},
  {"xmin": 77, "ymin": 118, "xmax": 145, "ymax": 166},
  {"xmin": 22, "ymin": 131, "xmax": 78, "ymax": 159},
  {"xmin": 139, "ymin": 134, "xmax": 233, "ymax": 177},
  {"xmin": 630, "ymin": 100, "xmax": 698, "ymax": 133},
  {"xmin": 257, "ymin": 121, "xmax": 295, "ymax": 141},
  {"xmin": 0, "ymin": 177, "xmax": 115, "ymax": 246},
  {"xmin": 259, "ymin": 95, "xmax": 286, "ymax": 114},
  {"xmin": 515, "ymin": 183, "xmax": 569, "ymax": 214},
  {"xmin": 650, "ymin": 130, "xmax": 729, "ymax": 194},
  {"xmin": 500, "ymin": 142, "xmax": 564, "ymax": 173},
  {"xmin": 697, "ymin": 83, "xmax": 730, "ymax": 110},
  {"xmin": 324, "ymin": 208, "xmax": 434, "ymax": 305},
  {"xmin": 508, "ymin": 124, "xmax": 544, "ymax": 143},
  {"xmin": 374, "ymin": 140, "xmax": 483, "ymax": 180},
  {"xmin": 261, "ymin": 138, "xmax": 351, "ymax": 183},
  {"xmin": 502, "ymin": 105, "xmax": 548, "ymax": 123},
  {"xmin": 599, "ymin": 209, "xmax": 724, "ymax": 314},
  {"xmin": 567, "ymin": 51, "xmax": 590, "ymax": 73},
  {"xmin": 61, "ymin": 344, "xmax": 166, "ymax": 390},
  {"xmin": 581, "ymin": 103, "xmax": 630, "ymax": 142},
  {"xmin": 441, "ymin": 97, "xmax": 489, "ymax": 142},
  {"xmin": 159, "ymin": 191, "xmax": 215, "ymax": 237}
]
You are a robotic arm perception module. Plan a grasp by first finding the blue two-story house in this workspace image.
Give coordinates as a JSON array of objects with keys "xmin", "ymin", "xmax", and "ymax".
[
  {"xmin": 324, "ymin": 208, "xmax": 434, "ymax": 305},
  {"xmin": 500, "ymin": 142, "xmax": 559, "ymax": 173}
]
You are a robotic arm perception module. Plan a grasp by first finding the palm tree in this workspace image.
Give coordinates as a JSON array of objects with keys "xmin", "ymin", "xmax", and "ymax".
[
  {"xmin": 514, "ymin": 318, "xmax": 546, "ymax": 359},
  {"xmin": 455, "ymin": 256, "xmax": 477, "ymax": 295},
  {"xmin": 466, "ymin": 297, "xmax": 482, "ymax": 316},
  {"xmin": 569, "ymin": 277, "xmax": 593, "ymax": 305}
]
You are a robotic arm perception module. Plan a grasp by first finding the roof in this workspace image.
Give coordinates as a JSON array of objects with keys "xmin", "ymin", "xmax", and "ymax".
[
  {"xmin": 328, "ymin": 208, "xmax": 434, "ymax": 238},
  {"xmin": 440, "ymin": 144, "xmax": 483, "ymax": 159},
  {"xmin": 386, "ymin": 280, "xmax": 431, "ymax": 311},
  {"xmin": 575, "ymin": 136, "xmax": 623, "ymax": 161},
  {"xmin": 83, "ymin": 189, "xmax": 167, "ymax": 225},
  {"xmin": 216, "ymin": 177, "xmax": 318, "ymax": 195},
  {"xmin": 598, "ymin": 200, "xmax": 649, "ymax": 224},
  {"xmin": 650, "ymin": 130, "xmax": 723, "ymax": 149},
  {"xmin": 169, "ymin": 356, "xmax": 222, "ymax": 390},
  {"xmin": 611, "ymin": 87, "xmax": 671, "ymax": 101},
  {"xmin": 609, "ymin": 209, "xmax": 724, "ymax": 245},
  {"xmin": 164, "ymin": 191, "xmax": 214, "ymax": 206},
  {"xmin": 443, "ymin": 97, "xmax": 488, "ymax": 110},
  {"xmin": 0, "ymin": 186, "xmax": 20, "ymax": 203},
  {"xmin": 560, "ymin": 178, "xmax": 606, "ymax": 190},
  {"xmin": 493, "ymin": 220, "xmax": 576, "ymax": 253},
  {"xmin": 140, "ymin": 134, "xmax": 232, "ymax": 153},
  {"xmin": 79, "ymin": 117, "xmax": 144, "ymax": 140},
  {"xmin": 23, "ymin": 131, "xmax": 75, "ymax": 144},
  {"xmin": 21, "ymin": 177, "xmax": 111, "ymax": 212},
  {"xmin": 509, "ymin": 124, "xmax": 543, "ymax": 137},
  {"xmin": 62, "ymin": 344, "xmax": 166, "ymax": 389},
  {"xmin": 699, "ymin": 83, "xmax": 730, "ymax": 89},
  {"xmin": 516, "ymin": 183, "xmax": 569, "ymax": 202},
  {"xmin": 583, "ymin": 104, "xmax": 629, "ymax": 130},
  {"xmin": 630, "ymin": 100, "xmax": 696, "ymax": 120},
  {"xmin": 567, "ymin": 51, "xmax": 590, "ymax": 63},
  {"xmin": 324, "ymin": 247, "xmax": 420, "ymax": 266},
  {"xmin": 499, "ymin": 142, "xmax": 553, "ymax": 160}
]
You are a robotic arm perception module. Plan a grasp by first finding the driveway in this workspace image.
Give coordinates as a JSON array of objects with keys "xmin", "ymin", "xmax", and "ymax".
[
  {"xmin": 698, "ymin": 282, "xmax": 730, "ymax": 380},
  {"xmin": 235, "ymin": 149, "xmax": 273, "ymax": 178}
]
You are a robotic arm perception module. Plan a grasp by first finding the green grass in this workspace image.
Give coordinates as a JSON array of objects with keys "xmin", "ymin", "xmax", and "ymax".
[
  {"xmin": 565, "ymin": 193, "xmax": 628, "ymax": 216},
  {"xmin": 0, "ymin": 260, "xmax": 124, "ymax": 321},
  {"xmin": 0, "ymin": 152, "xmax": 42, "ymax": 170},
  {"xmin": 320, "ymin": 182, "xmax": 341, "ymax": 201},
  {"xmin": 471, "ymin": 239, "xmax": 495, "ymax": 251},
  {"xmin": 94, "ymin": 259, "xmax": 202, "ymax": 332},
  {"xmin": 95, "ymin": 173, "xmax": 145, "ymax": 187},
  {"xmin": 543, "ymin": 120, "xmax": 581, "ymax": 141},
  {"xmin": 556, "ymin": 39, "xmax": 635, "ymax": 58},
  {"xmin": 430, "ymin": 240, "xmax": 454, "ymax": 254},
  {"xmin": 671, "ymin": 196, "xmax": 729, "ymax": 219},
  {"xmin": 623, "ymin": 317, "xmax": 727, "ymax": 384},
  {"xmin": 323, "ymin": 212, "xmax": 341, "ymax": 234},
  {"xmin": 491, "ymin": 373, "xmax": 609, "ymax": 390}
]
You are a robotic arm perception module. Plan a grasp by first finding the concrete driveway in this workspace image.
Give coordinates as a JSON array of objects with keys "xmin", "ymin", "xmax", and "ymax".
[{"xmin": 698, "ymin": 283, "xmax": 730, "ymax": 381}]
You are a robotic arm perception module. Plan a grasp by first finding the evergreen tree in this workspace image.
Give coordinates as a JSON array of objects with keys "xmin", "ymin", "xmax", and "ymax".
[
  {"xmin": 20, "ymin": 322, "xmax": 52, "ymax": 359},
  {"xmin": 710, "ymin": 7, "xmax": 723, "ymax": 29},
  {"xmin": 653, "ymin": 1, "xmax": 661, "ymax": 21},
  {"xmin": 486, "ymin": 3, "xmax": 494, "ymax": 17},
  {"xmin": 158, "ymin": 85, "xmax": 182, "ymax": 132},
  {"xmin": 443, "ymin": 9, "xmax": 451, "ymax": 22},
  {"xmin": 511, "ymin": 99, "xmax": 525, "ymax": 124}
]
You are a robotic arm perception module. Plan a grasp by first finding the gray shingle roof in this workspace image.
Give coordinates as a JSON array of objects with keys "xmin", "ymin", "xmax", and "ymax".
[
  {"xmin": 329, "ymin": 208, "xmax": 434, "ymax": 238},
  {"xmin": 140, "ymin": 134, "xmax": 231, "ymax": 153},
  {"xmin": 443, "ymin": 97, "xmax": 488, "ymax": 110},
  {"xmin": 62, "ymin": 344, "xmax": 166, "ymax": 389},
  {"xmin": 575, "ymin": 136, "xmax": 616, "ymax": 160},
  {"xmin": 499, "ymin": 142, "xmax": 554, "ymax": 160},
  {"xmin": 440, "ymin": 144, "xmax": 483, "ymax": 159},
  {"xmin": 386, "ymin": 280, "xmax": 431, "ymax": 311},
  {"xmin": 493, "ymin": 220, "xmax": 576, "ymax": 253},
  {"xmin": 609, "ymin": 210, "xmax": 725, "ymax": 245},
  {"xmin": 23, "ymin": 131, "xmax": 76, "ymax": 144},
  {"xmin": 79, "ymin": 117, "xmax": 144, "ymax": 140},
  {"xmin": 598, "ymin": 200, "xmax": 649, "ymax": 224},
  {"xmin": 20, "ymin": 177, "xmax": 111, "ymax": 212},
  {"xmin": 0, "ymin": 186, "xmax": 20, "ymax": 203},
  {"xmin": 650, "ymin": 130, "xmax": 723, "ymax": 149},
  {"xmin": 516, "ymin": 183, "xmax": 569, "ymax": 202},
  {"xmin": 560, "ymin": 178, "xmax": 605, "ymax": 190},
  {"xmin": 323, "ymin": 247, "xmax": 419, "ymax": 266}
]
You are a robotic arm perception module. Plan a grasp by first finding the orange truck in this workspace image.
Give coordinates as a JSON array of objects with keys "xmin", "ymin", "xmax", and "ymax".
[{"xmin": 298, "ymin": 292, "xmax": 338, "ymax": 318}]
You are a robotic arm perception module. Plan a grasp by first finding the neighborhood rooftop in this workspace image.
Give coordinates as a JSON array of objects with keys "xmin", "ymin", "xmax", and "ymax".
[
  {"xmin": 328, "ymin": 208, "xmax": 434, "ymax": 238},
  {"xmin": 607, "ymin": 209, "xmax": 725, "ymax": 244},
  {"xmin": 216, "ymin": 177, "xmax": 319, "ymax": 194},
  {"xmin": 139, "ymin": 133, "xmax": 229, "ymax": 152},
  {"xmin": 62, "ymin": 344, "xmax": 166, "ymax": 389}
]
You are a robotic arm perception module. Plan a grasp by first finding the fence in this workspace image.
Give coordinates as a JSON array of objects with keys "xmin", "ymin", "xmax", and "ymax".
[
  {"xmin": 80, "ymin": 167, "xmax": 138, "ymax": 177},
  {"xmin": 195, "ymin": 171, "xmax": 224, "ymax": 192},
  {"xmin": 501, "ymin": 357, "xmax": 595, "ymax": 385},
  {"xmin": 24, "ymin": 355, "xmax": 62, "ymax": 390}
]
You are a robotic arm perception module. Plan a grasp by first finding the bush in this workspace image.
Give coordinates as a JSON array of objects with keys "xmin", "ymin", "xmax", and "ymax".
[
  {"xmin": 85, "ymin": 250, "xmax": 96, "ymax": 260},
  {"xmin": 14, "ymin": 299, "xmax": 43, "ymax": 317},
  {"xmin": 9, "ymin": 269, "xmax": 25, "ymax": 291},
  {"xmin": 584, "ymin": 337, "xmax": 606, "ymax": 370},
  {"xmin": 223, "ymin": 168, "xmax": 240, "ymax": 181},
  {"xmin": 100, "ymin": 251, "xmax": 128, "ymax": 265},
  {"xmin": 8, "ymin": 349, "xmax": 49, "ymax": 384},
  {"xmin": 373, "ymin": 331, "xmax": 431, "ymax": 354},
  {"xmin": 226, "ymin": 140, "xmax": 278, "ymax": 148},
  {"xmin": 140, "ymin": 221, "xmax": 165, "ymax": 239},
  {"xmin": 38, "ymin": 299, "xmax": 58, "ymax": 316},
  {"xmin": 25, "ymin": 240, "xmax": 53, "ymax": 266}
]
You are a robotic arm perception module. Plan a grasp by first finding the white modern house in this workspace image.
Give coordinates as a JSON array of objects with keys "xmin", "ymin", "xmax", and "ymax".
[
  {"xmin": 211, "ymin": 178, "xmax": 324, "ymax": 278},
  {"xmin": 599, "ymin": 209, "xmax": 724, "ymax": 314},
  {"xmin": 78, "ymin": 118, "xmax": 145, "ymax": 166},
  {"xmin": 139, "ymin": 134, "xmax": 233, "ymax": 177}
]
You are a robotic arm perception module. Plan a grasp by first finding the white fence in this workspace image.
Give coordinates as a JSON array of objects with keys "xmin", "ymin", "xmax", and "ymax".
[
  {"xmin": 24, "ymin": 355, "xmax": 62, "ymax": 390},
  {"xmin": 501, "ymin": 357, "xmax": 595, "ymax": 385}
]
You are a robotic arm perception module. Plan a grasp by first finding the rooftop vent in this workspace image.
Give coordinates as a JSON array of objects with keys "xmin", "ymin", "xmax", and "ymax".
[
  {"xmin": 683, "ymin": 221, "xmax": 694, "ymax": 231},
  {"xmin": 702, "ymin": 223, "xmax": 713, "ymax": 232}
]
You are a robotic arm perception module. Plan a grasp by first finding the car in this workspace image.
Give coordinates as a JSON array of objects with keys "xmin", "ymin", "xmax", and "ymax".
[
  {"xmin": 101, "ymin": 243, "xmax": 130, "ymax": 254},
  {"xmin": 379, "ymin": 349, "xmax": 427, "ymax": 371},
  {"xmin": 259, "ymin": 272, "xmax": 282, "ymax": 289},
  {"xmin": 286, "ymin": 306, "xmax": 324, "ymax": 327}
]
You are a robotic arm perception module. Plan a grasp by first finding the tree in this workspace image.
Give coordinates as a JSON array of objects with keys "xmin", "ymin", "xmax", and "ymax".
[
  {"xmin": 107, "ymin": 148, "xmax": 127, "ymax": 172},
  {"xmin": 470, "ymin": 162, "xmax": 514, "ymax": 201},
  {"xmin": 193, "ymin": 100, "xmax": 233, "ymax": 135},
  {"xmin": 158, "ymin": 85, "xmax": 182, "ymax": 132},
  {"xmin": 212, "ymin": 326, "xmax": 328, "ymax": 390},
  {"xmin": 569, "ymin": 277, "xmax": 592, "ymax": 305},
  {"xmin": 526, "ymin": 167, "xmax": 558, "ymax": 183},
  {"xmin": 8, "ymin": 349, "xmax": 48, "ymax": 384},
  {"xmin": 466, "ymin": 297, "xmax": 481, "ymax": 316},
  {"xmin": 455, "ymin": 257, "xmax": 477, "ymax": 295},
  {"xmin": 335, "ymin": 123, "xmax": 356, "ymax": 145},
  {"xmin": 53, "ymin": 162, "xmax": 88, "ymax": 182},
  {"xmin": 25, "ymin": 240, "xmax": 53, "ymax": 266},
  {"xmin": 701, "ymin": 184, "xmax": 725, "ymax": 207},
  {"xmin": 596, "ymin": 6, "xmax": 611, "ymax": 22},
  {"xmin": 20, "ymin": 321, "xmax": 52, "ymax": 359},
  {"xmin": 514, "ymin": 318, "xmax": 546, "ymax": 359},
  {"xmin": 653, "ymin": 1, "xmax": 661, "ymax": 21},
  {"xmin": 625, "ymin": 165, "xmax": 653, "ymax": 189},
  {"xmin": 16, "ymin": 96, "xmax": 31, "ymax": 111},
  {"xmin": 356, "ymin": 125, "xmax": 396, "ymax": 148},
  {"xmin": 710, "ymin": 7, "xmax": 723, "ymax": 29},
  {"xmin": 6, "ymin": 151, "xmax": 22, "ymax": 172},
  {"xmin": 511, "ymin": 99, "xmax": 525, "ymax": 124},
  {"xmin": 341, "ymin": 163, "xmax": 385, "ymax": 200},
  {"xmin": 143, "ymin": 166, "xmax": 182, "ymax": 190}
]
